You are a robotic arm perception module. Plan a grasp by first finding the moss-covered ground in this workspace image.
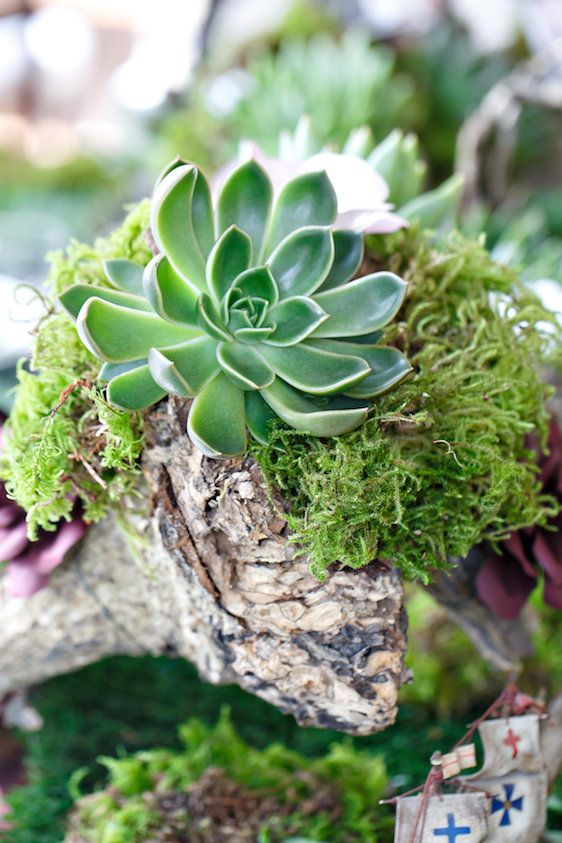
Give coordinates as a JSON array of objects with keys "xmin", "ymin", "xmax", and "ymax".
[
  {"xmin": 253, "ymin": 227, "xmax": 559, "ymax": 581},
  {"xmin": 3, "ymin": 654, "xmax": 469, "ymax": 843}
]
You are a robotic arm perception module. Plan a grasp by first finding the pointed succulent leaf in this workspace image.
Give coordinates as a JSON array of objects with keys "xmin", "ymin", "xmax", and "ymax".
[
  {"xmin": 312, "ymin": 272, "xmax": 407, "ymax": 338},
  {"xmin": 99, "ymin": 360, "xmax": 144, "ymax": 381},
  {"xmin": 261, "ymin": 379, "xmax": 368, "ymax": 437},
  {"xmin": 103, "ymin": 260, "xmax": 145, "ymax": 296},
  {"xmin": 234, "ymin": 326, "xmax": 274, "ymax": 343},
  {"xmin": 151, "ymin": 164, "xmax": 206, "ymax": 289},
  {"xmin": 251, "ymin": 298, "xmax": 268, "ymax": 326},
  {"xmin": 267, "ymin": 226, "xmax": 334, "ymax": 298},
  {"xmin": 245, "ymin": 391, "xmax": 279, "ymax": 445},
  {"xmin": 217, "ymin": 159, "xmax": 273, "ymax": 260},
  {"xmin": 341, "ymin": 126, "xmax": 373, "ymax": 158},
  {"xmin": 400, "ymin": 174, "xmax": 464, "ymax": 230},
  {"xmin": 207, "ymin": 226, "xmax": 252, "ymax": 303},
  {"xmin": 308, "ymin": 339, "xmax": 412, "ymax": 398},
  {"xmin": 191, "ymin": 167, "xmax": 215, "ymax": 258},
  {"xmin": 187, "ymin": 374, "xmax": 247, "ymax": 458},
  {"xmin": 143, "ymin": 254, "xmax": 199, "ymax": 326},
  {"xmin": 265, "ymin": 297, "xmax": 327, "ymax": 346},
  {"xmin": 107, "ymin": 364, "xmax": 167, "ymax": 410},
  {"xmin": 197, "ymin": 293, "xmax": 232, "ymax": 341},
  {"xmin": 340, "ymin": 329, "xmax": 383, "ymax": 345},
  {"xmin": 317, "ymin": 230, "xmax": 364, "ymax": 292},
  {"xmin": 60, "ymin": 284, "xmax": 151, "ymax": 320},
  {"xmin": 260, "ymin": 343, "xmax": 369, "ymax": 395},
  {"xmin": 77, "ymin": 298, "xmax": 196, "ymax": 362},
  {"xmin": 368, "ymin": 129, "xmax": 403, "ymax": 173},
  {"xmin": 228, "ymin": 309, "xmax": 254, "ymax": 333},
  {"xmin": 217, "ymin": 342, "xmax": 274, "ymax": 390},
  {"xmin": 265, "ymin": 171, "xmax": 337, "ymax": 255},
  {"xmin": 148, "ymin": 335, "xmax": 219, "ymax": 397},
  {"xmin": 234, "ymin": 266, "xmax": 278, "ymax": 307},
  {"xmin": 368, "ymin": 130, "xmax": 426, "ymax": 208},
  {"xmin": 155, "ymin": 156, "xmax": 186, "ymax": 187}
]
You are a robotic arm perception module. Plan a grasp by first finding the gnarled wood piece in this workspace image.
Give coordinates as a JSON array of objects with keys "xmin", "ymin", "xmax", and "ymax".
[{"xmin": 0, "ymin": 398, "xmax": 408, "ymax": 736}]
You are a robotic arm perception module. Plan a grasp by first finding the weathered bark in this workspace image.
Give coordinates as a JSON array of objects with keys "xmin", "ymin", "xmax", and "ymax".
[{"xmin": 0, "ymin": 398, "xmax": 408, "ymax": 736}]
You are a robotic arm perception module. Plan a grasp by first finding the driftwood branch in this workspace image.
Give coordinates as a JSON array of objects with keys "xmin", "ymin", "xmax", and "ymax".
[
  {"xmin": 0, "ymin": 398, "xmax": 408, "ymax": 736},
  {"xmin": 427, "ymin": 549, "xmax": 533, "ymax": 674},
  {"xmin": 0, "ymin": 395, "xmax": 539, "ymax": 730},
  {"xmin": 456, "ymin": 39, "xmax": 562, "ymax": 207}
]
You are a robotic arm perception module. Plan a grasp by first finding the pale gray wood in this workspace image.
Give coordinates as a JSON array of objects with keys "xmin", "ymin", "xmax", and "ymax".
[{"xmin": 0, "ymin": 398, "xmax": 408, "ymax": 736}]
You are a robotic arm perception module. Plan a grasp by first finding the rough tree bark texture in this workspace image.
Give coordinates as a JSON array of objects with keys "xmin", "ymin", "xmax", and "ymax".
[{"xmin": 0, "ymin": 398, "xmax": 408, "ymax": 736}]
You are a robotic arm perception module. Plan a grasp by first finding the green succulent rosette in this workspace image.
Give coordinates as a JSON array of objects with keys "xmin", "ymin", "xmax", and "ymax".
[{"xmin": 60, "ymin": 158, "xmax": 411, "ymax": 458}]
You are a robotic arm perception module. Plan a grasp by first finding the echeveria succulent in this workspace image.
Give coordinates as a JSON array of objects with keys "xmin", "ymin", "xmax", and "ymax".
[{"xmin": 60, "ymin": 158, "xmax": 410, "ymax": 458}]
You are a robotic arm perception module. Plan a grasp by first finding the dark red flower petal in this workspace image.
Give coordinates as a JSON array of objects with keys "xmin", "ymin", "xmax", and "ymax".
[{"xmin": 476, "ymin": 551, "xmax": 537, "ymax": 620}]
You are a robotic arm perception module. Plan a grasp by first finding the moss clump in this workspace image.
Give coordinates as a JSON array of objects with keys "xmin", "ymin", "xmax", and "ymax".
[
  {"xmin": 2, "ymin": 203, "xmax": 557, "ymax": 578},
  {"xmin": 251, "ymin": 227, "xmax": 559, "ymax": 581},
  {"xmin": 66, "ymin": 709, "xmax": 392, "ymax": 843},
  {"xmin": 0, "ymin": 202, "xmax": 151, "ymax": 537}
]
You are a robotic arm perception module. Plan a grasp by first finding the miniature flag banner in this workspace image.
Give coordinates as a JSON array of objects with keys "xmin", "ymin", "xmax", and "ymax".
[
  {"xmin": 475, "ymin": 771, "xmax": 548, "ymax": 843},
  {"xmin": 395, "ymin": 793, "xmax": 488, "ymax": 842},
  {"xmin": 442, "ymin": 745, "xmax": 477, "ymax": 779},
  {"xmin": 473, "ymin": 715, "xmax": 543, "ymax": 778}
]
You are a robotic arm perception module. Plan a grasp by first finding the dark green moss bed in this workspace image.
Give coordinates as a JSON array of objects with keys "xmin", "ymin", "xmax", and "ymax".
[
  {"xmin": 5, "ymin": 599, "xmax": 562, "ymax": 842},
  {"xmin": 252, "ymin": 228, "xmax": 559, "ymax": 581},
  {"xmin": 3, "ymin": 656, "xmax": 473, "ymax": 843}
]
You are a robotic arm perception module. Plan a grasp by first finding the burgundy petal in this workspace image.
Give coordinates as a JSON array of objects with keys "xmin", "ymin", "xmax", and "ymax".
[
  {"xmin": 503, "ymin": 532, "xmax": 536, "ymax": 578},
  {"xmin": 26, "ymin": 519, "xmax": 87, "ymax": 575},
  {"xmin": 0, "ymin": 504, "xmax": 24, "ymax": 530},
  {"xmin": 533, "ymin": 531, "xmax": 562, "ymax": 586},
  {"xmin": 544, "ymin": 574, "xmax": 562, "ymax": 610},
  {"xmin": 5, "ymin": 562, "xmax": 49, "ymax": 598},
  {"xmin": 0, "ymin": 522, "xmax": 29, "ymax": 561},
  {"xmin": 476, "ymin": 552, "xmax": 537, "ymax": 620}
]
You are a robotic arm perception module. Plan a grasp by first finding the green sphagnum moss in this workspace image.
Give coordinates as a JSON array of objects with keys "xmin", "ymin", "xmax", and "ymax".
[
  {"xmin": 0, "ymin": 202, "xmax": 151, "ymax": 537},
  {"xmin": 250, "ymin": 226, "xmax": 560, "ymax": 581},
  {"xmin": 66, "ymin": 708, "xmax": 392, "ymax": 842},
  {"xmin": 1, "ymin": 203, "xmax": 557, "ymax": 582}
]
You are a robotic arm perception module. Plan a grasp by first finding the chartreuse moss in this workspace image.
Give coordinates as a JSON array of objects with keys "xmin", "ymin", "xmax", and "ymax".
[
  {"xmin": 67, "ymin": 709, "xmax": 392, "ymax": 843},
  {"xmin": 251, "ymin": 227, "xmax": 559, "ymax": 581},
  {"xmin": 2, "ymin": 200, "xmax": 557, "ymax": 582},
  {"xmin": 0, "ymin": 202, "xmax": 151, "ymax": 538}
]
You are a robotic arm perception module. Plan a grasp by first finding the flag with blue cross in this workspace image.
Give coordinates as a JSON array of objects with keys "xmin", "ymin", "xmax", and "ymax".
[
  {"xmin": 474, "ymin": 771, "xmax": 547, "ymax": 841},
  {"xmin": 395, "ymin": 793, "xmax": 488, "ymax": 842}
]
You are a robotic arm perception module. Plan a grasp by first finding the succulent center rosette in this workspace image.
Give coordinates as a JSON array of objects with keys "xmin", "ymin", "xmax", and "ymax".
[{"xmin": 60, "ymin": 157, "xmax": 411, "ymax": 458}]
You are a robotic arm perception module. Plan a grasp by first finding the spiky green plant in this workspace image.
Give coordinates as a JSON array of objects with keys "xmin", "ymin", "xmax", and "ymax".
[
  {"xmin": 273, "ymin": 117, "xmax": 464, "ymax": 232},
  {"xmin": 60, "ymin": 158, "xmax": 410, "ymax": 458},
  {"xmin": 209, "ymin": 31, "xmax": 414, "ymax": 155}
]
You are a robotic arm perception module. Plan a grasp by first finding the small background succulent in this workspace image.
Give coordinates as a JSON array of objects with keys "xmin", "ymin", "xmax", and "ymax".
[
  {"xmin": 242, "ymin": 115, "xmax": 464, "ymax": 234},
  {"xmin": 162, "ymin": 31, "xmax": 415, "ymax": 169},
  {"xmin": 61, "ymin": 158, "xmax": 410, "ymax": 458}
]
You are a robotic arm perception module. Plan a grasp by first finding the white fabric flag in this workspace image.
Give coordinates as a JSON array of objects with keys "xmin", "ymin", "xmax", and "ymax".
[
  {"xmin": 474, "ymin": 715, "xmax": 543, "ymax": 777},
  {"xmin": 395, "ymin": 793, "xmax": 488, "ymax": 842},
  {"xmin": 475, "ymin": 770, "xmax": 547, "ymax": 843}
]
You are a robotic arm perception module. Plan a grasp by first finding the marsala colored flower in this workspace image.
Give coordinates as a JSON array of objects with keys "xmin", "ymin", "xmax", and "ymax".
[
  {"xmin": 476, "ymin": 418, "xmax": 562, "ymax": 619},
  {"xmin": 0, "ymin": 422, "xmax": 87, "ymax": 597}
]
